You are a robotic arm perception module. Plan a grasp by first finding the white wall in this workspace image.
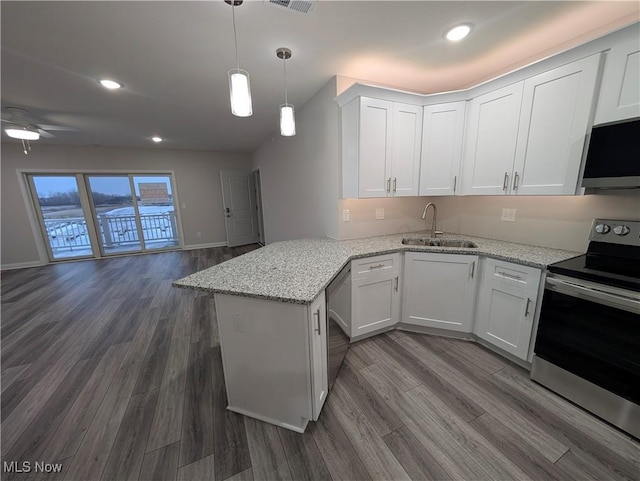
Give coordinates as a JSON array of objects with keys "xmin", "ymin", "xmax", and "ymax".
[
  {"xmin": 433, "ymin": 192, "xmax": 640, "ymax": 252},
  {"xmin": 335, "ymin": 191, "xmax": 640, "ymax": 252},
  {"xmin": 1, "ymin": 144, "xmax": 251, "ymax": 268},
  {"xmin": 338, "ymin": 197, "xmax": 430, "ymax": 239},
  {"xmin": 252, "ymin": 77, "xmax": 340, "ymax": 243}
]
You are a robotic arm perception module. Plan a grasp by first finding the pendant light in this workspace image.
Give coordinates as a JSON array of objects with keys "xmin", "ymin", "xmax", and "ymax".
[
  {"xmin": 276, "ymin": 47, "xmax": 295, "ymax": 136},
  {"xmin": 226, "ymin": 0, "xmax": 252, "ymax": 117}
]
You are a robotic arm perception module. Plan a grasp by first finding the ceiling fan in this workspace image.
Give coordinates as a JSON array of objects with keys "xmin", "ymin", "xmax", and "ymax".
[{"xmin": 1, "ymin": 107, "xmax": 77, "ymax": 154}]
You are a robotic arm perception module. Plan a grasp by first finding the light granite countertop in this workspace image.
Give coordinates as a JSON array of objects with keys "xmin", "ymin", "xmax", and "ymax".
[{"xmin": 173, "ymin": 232, "xmax": 581, "ymax": 305}]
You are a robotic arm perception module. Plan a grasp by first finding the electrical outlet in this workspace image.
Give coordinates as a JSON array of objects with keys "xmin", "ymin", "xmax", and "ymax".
[
  {"xmin": 501, "ymin": 208, "xmax": 517, "ymax": 222},
  {"xmin": 343, "ymin": 209, "xmax": 350, "ymax": 222},
  {"xmin": 375, "ymin": 208, "xmax": 385, "ymax": 220},
  {"xmin": 181, "ymin": 202, "xmax": 187, "ymax": 209}
]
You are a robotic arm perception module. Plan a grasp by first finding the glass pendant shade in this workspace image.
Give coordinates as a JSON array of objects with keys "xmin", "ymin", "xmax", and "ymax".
[
  {"xmin": 228, "ymin": 69, "xmax": 253, "ymax": 117},
  {"xmin": 5, "ymin": 128, "xmax": 39, "ymax": 140},
  {"xmin": 280, "ymin": 104, "xmax": 296, "ymax": 136}
]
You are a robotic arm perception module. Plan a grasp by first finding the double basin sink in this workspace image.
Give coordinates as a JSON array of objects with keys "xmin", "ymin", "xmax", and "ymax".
[{"xmin": 402, "ymin": 237, "xmax": 478, "ymax": 248}]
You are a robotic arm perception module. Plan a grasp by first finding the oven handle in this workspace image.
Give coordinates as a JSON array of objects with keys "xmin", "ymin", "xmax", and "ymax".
[{"xmin": 545, "ymin": 276, "xmax": 640, "ymax": 313}]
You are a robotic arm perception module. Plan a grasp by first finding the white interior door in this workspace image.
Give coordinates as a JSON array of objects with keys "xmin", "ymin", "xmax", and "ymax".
[{"xmin": 220, "ymin": 170, "xmax": 259, "ymax": 247}]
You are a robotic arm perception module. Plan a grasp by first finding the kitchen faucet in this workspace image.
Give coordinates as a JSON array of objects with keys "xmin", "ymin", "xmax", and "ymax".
[{"xmin": 421, "ymin": 202, "xmax": 441, "ymax": 238}]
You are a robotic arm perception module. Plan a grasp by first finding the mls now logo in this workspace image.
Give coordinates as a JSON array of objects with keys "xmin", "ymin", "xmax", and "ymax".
[{"xmin": 3, "ymin": 461, "xmax": 63, "ymax": 473}]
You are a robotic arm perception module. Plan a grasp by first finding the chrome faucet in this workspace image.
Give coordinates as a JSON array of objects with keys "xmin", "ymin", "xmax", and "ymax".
[{"xmin": 421, "ymin": 202, "xmax": 440, "ymax": 238}]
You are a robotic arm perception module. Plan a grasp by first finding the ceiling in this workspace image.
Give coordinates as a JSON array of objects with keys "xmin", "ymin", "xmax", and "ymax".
[{"xmin": 1, "ymin": 1, "xmax": 638, "ymax": 153}]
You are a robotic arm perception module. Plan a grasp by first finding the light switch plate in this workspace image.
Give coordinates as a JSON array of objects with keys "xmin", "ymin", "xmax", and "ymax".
[
  {"xmin": 375, "ymin": 208, "xmax": 385, "ymax": 220},
  {"xmin": 343, "ymin": 209, "xmax": 350, "ymax": 222},
  {"xmin": 501, "ymin": 208, "xmax": 517, "ymax": 222}
]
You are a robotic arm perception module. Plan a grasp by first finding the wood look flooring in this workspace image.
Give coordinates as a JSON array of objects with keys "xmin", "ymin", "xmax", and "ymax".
[{"xmin": 2, "ymin": 247, "xmax": 639, "ymax": 481}]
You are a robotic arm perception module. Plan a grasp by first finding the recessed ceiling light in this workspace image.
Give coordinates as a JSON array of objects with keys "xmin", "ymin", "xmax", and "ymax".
[
  {"xmin": 151, "ymin": 136, "xmax": 163, "ymax": 143},
  {"xmin": 98, "ymin": 79, "xmax": 123, "ymax": 90},
  {"xmin": 446, "ymin": 24, "xmax": 472, "ymax": 42}
]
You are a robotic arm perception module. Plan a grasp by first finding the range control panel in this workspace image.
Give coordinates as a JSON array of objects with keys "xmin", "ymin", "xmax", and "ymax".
[{"xmin": 589, "ymin": 219, "xmax": 640, "ymax": 247}]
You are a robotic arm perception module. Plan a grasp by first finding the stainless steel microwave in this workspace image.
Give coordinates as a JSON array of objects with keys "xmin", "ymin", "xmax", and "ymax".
[{"xmin": 581, "ymin": 118, "xmax": 640, "ymax": 189}]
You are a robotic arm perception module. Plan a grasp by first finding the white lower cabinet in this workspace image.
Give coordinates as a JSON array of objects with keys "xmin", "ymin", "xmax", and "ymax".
[
  {"xmin": 351, "ymin": 253, "xmax": 401, "ymax": 338},
  {"xmin": 474, "ymin": 259, "xmax": 542, "ymax": 360},
  {"xmin": 214, "ymin": 291, "xmax": 327, "ymax": 432},
  {"xmin": 309, "ymin": 291, "xmax": 328, "ymax": 420},
  {"xmin": 402, "ymin": 252, "xmax": 478, "ymax": 333}
]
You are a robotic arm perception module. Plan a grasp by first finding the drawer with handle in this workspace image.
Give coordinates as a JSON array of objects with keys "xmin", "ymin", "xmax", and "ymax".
[
  {"xmin": 486, "ymin": 259, "xmax": 540, "ymax": 289},
  {"xmin": 351, "ymin": 253, "xmax": 400, "ymax": 279}
]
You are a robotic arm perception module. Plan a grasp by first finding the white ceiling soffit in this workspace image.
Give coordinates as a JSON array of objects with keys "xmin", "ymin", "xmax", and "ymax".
[{"xmin": 1, "ymin": 1, "xmax": 638, "ymax": 153}]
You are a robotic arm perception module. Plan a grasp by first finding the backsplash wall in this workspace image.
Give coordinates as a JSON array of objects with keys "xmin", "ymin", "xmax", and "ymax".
[{"xmin": 338, "ymin": 191, "xmax": 640, "ymax": 252}]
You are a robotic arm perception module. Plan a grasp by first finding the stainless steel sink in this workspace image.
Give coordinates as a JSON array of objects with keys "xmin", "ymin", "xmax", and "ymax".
[
  {"xmin": 401, "ymin": 237, "xmax": 431, "ymax": 246},
  {"xmin": 401, "ymin": 237, "xmax": 477, "ymax": 248},
  {"xmin": 428, "ymin": 239, "xmax": 478, "ymax": 248}
]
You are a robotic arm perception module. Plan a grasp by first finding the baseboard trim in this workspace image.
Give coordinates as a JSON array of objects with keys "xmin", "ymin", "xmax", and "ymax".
[
  {"xmin": 1, "ymin": 260, "xmax": 47, "ymax": 271},
  {"xmin": 226, "ymin": 405, "xmax": 308, "ymax": 433},
  {"xmin": 183, "ymin": 241, "xmax": 227, "ymax": 250}
]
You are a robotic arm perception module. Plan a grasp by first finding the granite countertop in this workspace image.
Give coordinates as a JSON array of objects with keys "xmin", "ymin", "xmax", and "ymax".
[{"xmin": 173, "ymin": 232, "xmax": 581, "ymax": 305}]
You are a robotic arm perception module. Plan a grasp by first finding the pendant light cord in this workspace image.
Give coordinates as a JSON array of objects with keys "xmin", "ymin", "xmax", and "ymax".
[
  {"xmin": 283, "ymin": 56, "xmax": 288, "ymax": 105},
  {"xmin": 232, "ymin": 5, "xmax": 240, "ymax": 71}
]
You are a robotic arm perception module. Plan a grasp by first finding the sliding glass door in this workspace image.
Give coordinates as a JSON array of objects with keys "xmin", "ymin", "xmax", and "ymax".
[
  {"xmin": 27, "ymin": 172, "xmax": 181, "ymax": 261},
  {"xmin": 132, "ymin": 176, "xmax": 179, "ymax": 251},
  {"xmin": 28, "ymin": 175, "xmax": 95, "ymax": 260},
  {"xmin": 87, "ymin": 175, "xmax": 142, "ymax": 255},
  {"xmin": 86, "ymin": 175, "xmax": 180, "ymax": 256}
]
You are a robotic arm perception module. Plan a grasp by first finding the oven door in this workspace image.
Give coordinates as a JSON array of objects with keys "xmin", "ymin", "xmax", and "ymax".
[{"xmin": 532, "ymin": 273, "xmax": 640, "ymax": 437}]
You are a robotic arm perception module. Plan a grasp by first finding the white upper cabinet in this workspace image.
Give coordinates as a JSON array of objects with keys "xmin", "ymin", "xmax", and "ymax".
[
  {"xmin": 358, "ymin": 97, "xmax": 394, "ymax": 198},
  {"xmin": 419, "ymin": 102, "xmax": 466, "ymax": 196},
  {"xmin": 391, "ymin": 103, "xmax": 423, "ymax": 196},
  {"xmin": 461, "ymin": 55, "xmax": 600, "ymax": 196},
  {"xmin": 341, "ymin": 97, "xmax": 422, "ymax": 198},
  {"xmin": 512, "ymin": 54, "xmax": 601, "ymax": 195},
  {"xmin": 460, "ymin": 82, "xmax": 524, "ymax": 195},
  {"xmin": 595, "ymin": 39, "xmax": 640, "ymax": 125}
]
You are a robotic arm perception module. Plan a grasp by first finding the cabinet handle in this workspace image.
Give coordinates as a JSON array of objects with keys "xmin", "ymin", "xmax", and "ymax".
[
  {"xmin": 453, "ymin": 175, "xmax": 457, "ymax": 193},
  {"xmin": 502, "ymin": 172, "xmax": 509, "ymax": 191},
  {"xmin": 524, "ymin": 298, "xmax": 532, "ymax": 317},
  {"xmin": 369, "ymin": 263, "xmax": 385, "ymax": 270},
  {"xmin": 393, "ymin": 177, "xmax": 397, "ymax": 193},
  {"xmin": 387, "ymin": 178, "xmax": 391, "ymax": 193},
  {"xmin": 470, "ymin": 261, "xmax": 475, "ymax": 279},
  {"xmin": 394, "ymin": 276, "xmax": 399, "ymax": 291},
  {"xmin": 513, "ymin": 171, "xmax": 519, "ymax": 190},
  {"xmin": 314, "ymin": 308, "xmax": 321, "ymax": 335},
  {"xmin": 499, "ymin": 271, "xmax": 523, "ymax": 281}
]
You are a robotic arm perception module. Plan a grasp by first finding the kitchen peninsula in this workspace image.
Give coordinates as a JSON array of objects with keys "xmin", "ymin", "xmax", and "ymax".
[{"xmin": 173, "ymin": 232, "xmax": 580, "ymax": 432}]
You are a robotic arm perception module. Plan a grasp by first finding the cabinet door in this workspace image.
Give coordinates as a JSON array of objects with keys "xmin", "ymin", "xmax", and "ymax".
[
  {"xmin": 474, "ymin": 260, "xmax": 541, "ymax": 360},
  {"xmin": 595, "ymin": 39, "xmax": 640, "ymax": 125},
  {"xmin": 461, "ymin": 82, "xmax": 523, "ymax": 195},
  {"xmin": 309, "ymin": 292, "xmax": 327, "ymax": 420},
  {"xmin": 474, "ymin": 282, "xmax": 538, "ymax": 360},
  {"xmin": 513, "ymin": 55, "xmax": 600, "ymax": 195},
  {"xmin": 352, "ymin": 272, "xmax": 400, "ymax": 338},
  {"xmin": 359, "ymin": 97, "xmax": 393, "ymax": 198},
  {"xmin": 402, "ymin": 253, "xmax": 478, "ymax": 333},
  {"xmin": 391, "ymin": 102, "xmax": 422, "ymax": 196},
  {"xmin": 419, "ymin": 102, "xmax": 466, "ymax": 196}
]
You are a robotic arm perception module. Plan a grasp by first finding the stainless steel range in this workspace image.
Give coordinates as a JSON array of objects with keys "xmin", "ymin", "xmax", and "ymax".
[{"xmin": 531, "ymin": 218, "xmax": 640, "ymax": 439}]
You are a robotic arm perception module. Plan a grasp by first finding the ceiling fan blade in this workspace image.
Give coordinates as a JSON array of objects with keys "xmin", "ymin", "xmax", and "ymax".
[
  {"xmin": 37, "ymin": 129, "xmax": 56, "ymax": 138},
  {"xmin": 38, "ymin": 124, "xmax": 78, "ymax": 132}
]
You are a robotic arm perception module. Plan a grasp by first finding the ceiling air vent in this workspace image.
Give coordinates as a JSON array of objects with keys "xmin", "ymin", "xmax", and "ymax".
[{"xmin": 266, "ymin": 0, "xmax": 315, "ymax": 14}]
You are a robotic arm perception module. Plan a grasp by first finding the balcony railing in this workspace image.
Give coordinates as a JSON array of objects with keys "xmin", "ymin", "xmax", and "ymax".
[{"xmin": 44, "ymin": 211, "xmax": 179, "ymax": 255}]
